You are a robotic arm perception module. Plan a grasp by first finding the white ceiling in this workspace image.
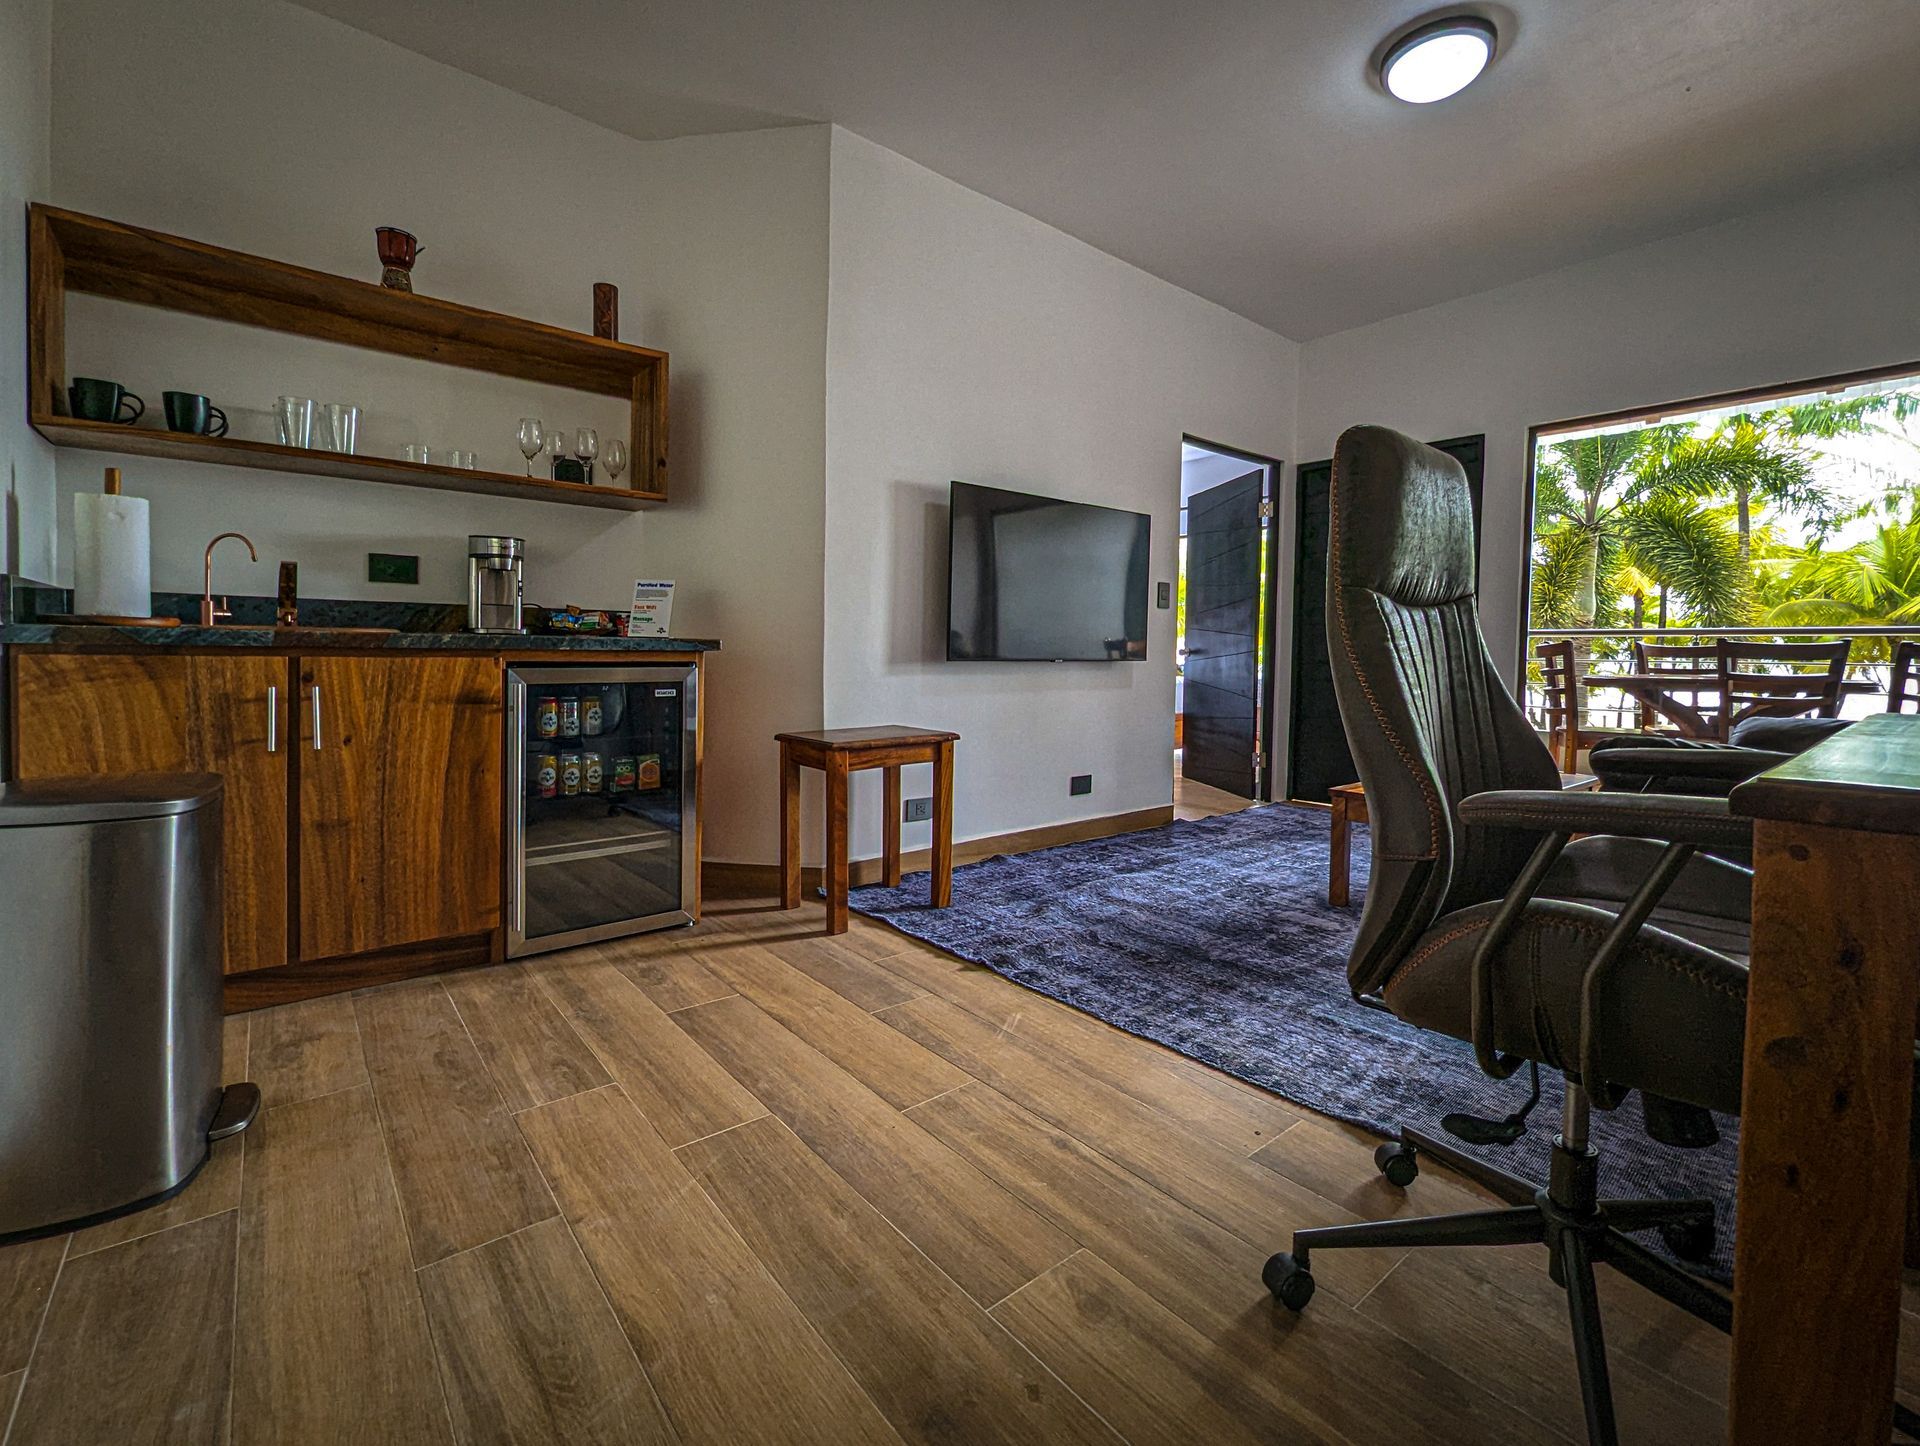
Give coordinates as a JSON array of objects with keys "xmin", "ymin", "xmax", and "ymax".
[{"xmin": 291, "ymin": 0, "xmax": 1920, "ymax": 340}]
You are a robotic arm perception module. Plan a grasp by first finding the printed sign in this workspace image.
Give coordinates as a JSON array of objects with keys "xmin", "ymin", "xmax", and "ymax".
[{"xmin": 628, "ymin": 579, "xmax": 675, "ymax": 638}]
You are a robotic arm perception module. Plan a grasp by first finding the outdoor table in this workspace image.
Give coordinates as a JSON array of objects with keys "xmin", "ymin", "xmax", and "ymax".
[{"xmin": 1578, "ymin": 672, "xmax": 1880, "ymax": 739}]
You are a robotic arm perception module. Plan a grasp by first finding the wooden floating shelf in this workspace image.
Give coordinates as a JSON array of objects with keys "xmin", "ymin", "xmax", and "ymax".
[
  {"xmin": 34, "ymin": 415, "xmax": 655, "ymax": 511},
  {"xmin": 27, "ymin": 204, "xmax": 669, "ymax": 509}
]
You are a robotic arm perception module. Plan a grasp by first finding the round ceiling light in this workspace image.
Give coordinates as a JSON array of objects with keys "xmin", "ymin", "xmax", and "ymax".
[{"xmin": 1381, "ymin": 16, "xmax": 1497, "ymax": 104}]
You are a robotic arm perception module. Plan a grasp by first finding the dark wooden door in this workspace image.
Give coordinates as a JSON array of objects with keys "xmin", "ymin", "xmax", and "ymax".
[
  {"xmin": 1287, "ymin": 435, "xmax": 1484, "ymax": 803},
  {"xmin": 1182, "ymin": 468, "xmax": 1266, "ymax": 797},
  {"xmin": 298, "ymin": 654, "xmax": 502, "ymax": 960}
]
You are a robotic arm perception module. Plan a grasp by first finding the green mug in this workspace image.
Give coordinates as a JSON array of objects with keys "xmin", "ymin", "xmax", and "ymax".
[
  {"xmin": 163, "ymin": 391, "xmax": 229, "ymax": 437},
  {"xmin": 69, "ymin": 377, "xmax": 143, "ymax": 425}
]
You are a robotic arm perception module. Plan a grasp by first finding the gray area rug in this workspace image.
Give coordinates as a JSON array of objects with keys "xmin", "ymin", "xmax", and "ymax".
[{"xmin": 849, "ymin": 803, "xmax": 1738, "ymax": 1281}]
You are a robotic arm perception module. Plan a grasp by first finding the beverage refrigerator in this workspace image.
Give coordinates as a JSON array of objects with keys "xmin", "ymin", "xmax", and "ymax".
[{"xmin": 505, "ymin": 664, "xmax": 697, "ymax": 957}]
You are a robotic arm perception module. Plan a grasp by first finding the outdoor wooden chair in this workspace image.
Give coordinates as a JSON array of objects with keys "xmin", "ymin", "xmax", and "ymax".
[
  {"xmin": 1890, "ymin": 640, "xmax": 1920, "ymax": 714},
  {"xmin": 1536, "ymin": 640, "xmax": 1637, "ymax": 771},
  {"xmin": 1713, "ymin": 638, "xmax": 1851, "ymax": 741}
]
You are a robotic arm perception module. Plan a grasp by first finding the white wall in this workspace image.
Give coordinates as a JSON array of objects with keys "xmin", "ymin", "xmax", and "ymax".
[
  {"xmin": 48, "ymin": 0, "xmax": 829, "ymax": 861},
  {"xmin": 824, "ymin": 130, "xmax": 1297, "ymax": 856},
  {"xmin": 1292, "ymin": 165, "xmax": 1920, "ymax": 747},
  {"xmin": 0, "ymin": 0, "xmax": 53, "ymax": 585}
]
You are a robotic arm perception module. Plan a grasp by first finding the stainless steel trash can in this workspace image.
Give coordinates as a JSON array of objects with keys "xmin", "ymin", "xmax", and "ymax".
[{"xmin": 0, "ymin": 775, "xmax": 259, "ymax": 1239}]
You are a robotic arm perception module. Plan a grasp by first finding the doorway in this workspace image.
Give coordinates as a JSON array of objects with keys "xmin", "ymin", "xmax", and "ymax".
[{"xmin": 1177, "ymin": 439, "xmax": 1282, "ymax": 803}]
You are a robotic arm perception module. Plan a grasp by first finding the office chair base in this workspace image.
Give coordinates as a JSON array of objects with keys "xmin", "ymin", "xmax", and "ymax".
[
  {"xmin": 1393, "ymin": 1126, "xmax": 1538, "ymax": 1206},
  {"xmin": 1266, "ymin": 1129, "xmax": 1718, "ymax": 1446}
]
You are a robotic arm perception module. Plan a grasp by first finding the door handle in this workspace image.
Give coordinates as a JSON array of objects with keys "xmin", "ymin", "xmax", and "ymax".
[
  {"xmin": 310, "ymin": 685, "xmax": 323, "ymax": 750},
  {"xmin": 266, "ymin": 685, "xmax": 278, "ymax": 753}
]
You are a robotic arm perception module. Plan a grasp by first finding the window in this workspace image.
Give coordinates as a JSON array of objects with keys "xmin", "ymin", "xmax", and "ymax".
[{"xmin": 1525, "ymin": 367, "xmax": 1920, "ymax": 725}]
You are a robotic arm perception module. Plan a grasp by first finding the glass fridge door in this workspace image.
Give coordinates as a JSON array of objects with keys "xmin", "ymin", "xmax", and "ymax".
[{"xmin": 508, "ymin": 665, "xmax": 696, "ymax": 956}]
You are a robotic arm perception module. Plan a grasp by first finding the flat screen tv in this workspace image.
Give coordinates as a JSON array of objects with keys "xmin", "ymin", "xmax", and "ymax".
[{"xmin": 946, "ymin": 481, "xmax": 1151, "ymax": 661}]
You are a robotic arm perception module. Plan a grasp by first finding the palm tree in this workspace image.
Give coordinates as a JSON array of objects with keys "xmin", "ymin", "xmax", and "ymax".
[
  {"xmin": 1636, "ymin": 422, "xmax": 1821, "ymax": 564},
  {"xmin": 1705, "ymin": 391, "xmax": 1920, "ymax": 552},
  {"xmin": 1531, "ymin": 425, "xmax": 1757, "ymax": 636},
  {"xmin": 1763, "ymin": 511, "xmax": 1920, "ymax": 662}
]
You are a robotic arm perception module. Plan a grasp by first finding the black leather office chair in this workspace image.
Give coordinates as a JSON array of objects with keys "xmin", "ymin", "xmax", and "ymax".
[{"xmin": 1262, "ymin": 427, "xmax": 1758, "ymax": 1445}]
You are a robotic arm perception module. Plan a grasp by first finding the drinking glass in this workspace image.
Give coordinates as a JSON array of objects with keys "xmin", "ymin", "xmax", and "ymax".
[
  {"xmin": 516, "ymin": 418, "xmax": 544, "ymax": 477},
  {"xmin": 603, "ymin": 438, "xmax": 628, "ymax": 482},
  {"xmin": 447, "ymin": 449, "xmax": 477, "ymax": 470},
  {"xmin": 574, "ymin": 427, "xmax": 599, "ymax": 484},
  {"xmin": 275, "ymin": 396, "xmax": 315, "ymax": 449},
  {"xmin": 319, "ymin": 403, "xmax": 360, "ymax": 454},
  {"xmin": 403, "ymin": 443, "xmax": 432, "ymax": 465}
]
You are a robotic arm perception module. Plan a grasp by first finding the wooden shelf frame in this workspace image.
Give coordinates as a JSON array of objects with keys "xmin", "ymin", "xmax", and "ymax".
[{"xmin": 27, "ymin": 204, "xmax": 668, "ymax": 508}]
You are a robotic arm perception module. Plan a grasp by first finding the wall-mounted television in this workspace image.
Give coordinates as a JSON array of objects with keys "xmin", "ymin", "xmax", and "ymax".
[{"xmin": 946, "ymin": 481, "xmax": 1151, "ymax": 662}]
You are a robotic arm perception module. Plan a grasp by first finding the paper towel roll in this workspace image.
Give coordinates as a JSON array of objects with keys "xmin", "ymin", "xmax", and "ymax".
[{"xmin": 73, "ymin": 491, "xmax": 152, "ymax": 618}]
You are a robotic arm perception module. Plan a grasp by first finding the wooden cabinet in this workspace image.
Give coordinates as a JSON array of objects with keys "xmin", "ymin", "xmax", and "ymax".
[
  {"xmin": 296, "ymin": 655, "xmax": 502, "ymax": 960},
  {"xmin": 11, "ymin": 651, "xmax": 289, "ymax": 974}
]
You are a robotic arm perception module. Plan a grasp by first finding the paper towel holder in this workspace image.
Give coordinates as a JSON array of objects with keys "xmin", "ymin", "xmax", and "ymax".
[{"xmin": 50, "ymin": 467, "xmax": 180, "ymax": 628}]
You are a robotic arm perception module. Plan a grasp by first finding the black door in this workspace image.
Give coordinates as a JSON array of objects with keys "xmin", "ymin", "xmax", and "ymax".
[
  {"xmin": 1287, "ymin": 435, "xmax": 1484, "ymax": 803},
  {"xmin": 1182, "ymin": 468, "xmax": 1265, "ymax": 797}
]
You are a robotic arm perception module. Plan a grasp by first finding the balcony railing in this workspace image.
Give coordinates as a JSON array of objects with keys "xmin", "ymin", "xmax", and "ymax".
[{"xmin": 1523, "ymin": 625, "xmax": 1917, "ymax": 732}]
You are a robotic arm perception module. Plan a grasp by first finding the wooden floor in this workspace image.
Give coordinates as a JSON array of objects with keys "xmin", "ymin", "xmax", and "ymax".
[{"xmin": 5, "ymin": 822, "xmax": 1917, "ymax": 1441}]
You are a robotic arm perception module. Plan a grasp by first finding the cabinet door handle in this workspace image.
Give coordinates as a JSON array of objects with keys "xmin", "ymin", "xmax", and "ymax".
[
  {"xmin": 266, "ymin": 685, "xmax": 278, "ymax": 753},
  {"xmin": 310, "ymin": 685, "xmax": 323, "ymax": 751}
]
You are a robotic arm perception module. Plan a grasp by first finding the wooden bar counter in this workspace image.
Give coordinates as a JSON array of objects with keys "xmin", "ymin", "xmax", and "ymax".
[{"xmin": 1727, "ymin": 712, "xmax": 1920, "ymax": 1443}]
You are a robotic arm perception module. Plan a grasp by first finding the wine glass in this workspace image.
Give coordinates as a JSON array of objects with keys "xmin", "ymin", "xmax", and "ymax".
[
  {"xmin": 603, "ymin": 438, "xmax": 628, "ymax": 483},
  {"xmin": 515, "ymin": 418, "xmax": 544, "ymax": 477},
  {"xmin": 546, "ymin": 430, "xmax": 567, "ymax": 479},
  {"xmin": 574, "ymin": 427, "xmax": 599, "ymax": 484}
]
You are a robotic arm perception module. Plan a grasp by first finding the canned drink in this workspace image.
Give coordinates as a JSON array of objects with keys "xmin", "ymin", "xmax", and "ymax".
[
  {"xmin": 636, "ymin": 753, "xmax": 662, "ymax": 790},
  {"xmin": 559, "ymin": 697, "xmax": 581, "ymax": 736},
  {"xmin": 583, "ymin": 750, "xmax": 604, "ymax": 793},
  {"xmin": 582, "ymin": 695, "xmax": 604, "ymax": 735},
  {"xmin": 610, "ymin": 756, "xmax": 637, "ymax": 793},
  {"xmin": 534, "ymin": 696, "xmax": 560, "ymax": 738},
  {"xmin": 560, "ymin": 751, "xmax": 582, "ymax": 796},
  {"xmin": 535, "ymin": 753, "xmax": 558, "ymax": 799}
]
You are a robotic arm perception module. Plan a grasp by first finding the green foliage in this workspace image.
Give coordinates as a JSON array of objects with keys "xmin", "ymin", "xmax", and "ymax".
[
  {"xmin": 1615, "ymin": 496, "xmax": 1751, "ymax": 623},
  {"xmin": 1530, "ymin": 388, "xmax": 1920, "ymax": 634},
  {"xmin": 1639, "ymin": 426, "xmax": 1829, "ymax": 527},
  {"xmin": 1528, "ymin": 524, "xmax": 1589, "ymax": 629},
  {"xmin": 1763, "ymin": 512, "xmax": 1920, "ymax": 652}
]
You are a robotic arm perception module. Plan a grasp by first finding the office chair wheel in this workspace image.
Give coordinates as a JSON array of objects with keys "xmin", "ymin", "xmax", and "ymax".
[
  {"xmin": 1373, "ymin": 1141, "xmax": 1420, "ymax": 1188},
  {"xmin": 1658, "ymin": 1216, "xmax": 1716, "ymax": 1264},
  {"xmin": 1263, "ymin": 1252, "xmax": 1316, "ymax": 1311}
]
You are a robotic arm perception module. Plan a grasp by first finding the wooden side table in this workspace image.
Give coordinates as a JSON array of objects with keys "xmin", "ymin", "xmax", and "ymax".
[
  {"xmin": 777, "ymin": 725, "xmax": 959, "ymax": 934},
  {"xmin": 1326, "ymin": 773, "xmax": 1598, "ymax": 907}
]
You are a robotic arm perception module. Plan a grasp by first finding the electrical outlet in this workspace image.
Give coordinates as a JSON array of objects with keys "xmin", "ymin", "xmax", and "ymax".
[
  {"xmin": 1070, "ymin": 774, "xmax": 1093, "ymax": 796},
  {"xmin": 368, "ymin": 552, "xmax": 419, "ymax": 585},
  {"xmin": 903, "ymin": 796, "xmax": 933, "ymax": 823},
  {"xmin": 1156, "ymin": 581, "xmax": 1171, "ymax": 609}
]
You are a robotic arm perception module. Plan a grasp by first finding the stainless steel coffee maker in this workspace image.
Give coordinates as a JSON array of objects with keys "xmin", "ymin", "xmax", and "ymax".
[{"xmin": 467, "ymin": 535, "xmax": 525, "ymax": 633}]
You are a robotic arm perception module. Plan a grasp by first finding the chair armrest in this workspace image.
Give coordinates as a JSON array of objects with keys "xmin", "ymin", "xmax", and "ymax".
[
  {"xmin": 1458, "ymin": 789, "xmax": 1754, "ymax": 849},
  {"xmin": 1588, "ymin": 746, "xmax": 1791, "ymax": 783}
]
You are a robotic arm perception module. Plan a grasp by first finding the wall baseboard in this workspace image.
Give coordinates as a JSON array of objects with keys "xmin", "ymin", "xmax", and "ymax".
[{"xmin": 704, "ymin": 802, "xmax": 1177, "ymax": 894}]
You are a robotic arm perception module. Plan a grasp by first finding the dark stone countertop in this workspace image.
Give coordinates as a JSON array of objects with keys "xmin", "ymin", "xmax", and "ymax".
[
  {"xmin": 0, "ymin": 622, "xmax": 718, "ymax": 651},
  {"xmin": 3, "ymin": 587, "xmax": 717, "ymax": 652}
]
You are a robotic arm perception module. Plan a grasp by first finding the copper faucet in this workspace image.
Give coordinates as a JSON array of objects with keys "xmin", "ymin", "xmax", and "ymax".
[{"xmin": 201, "ymin": 532, "xmax": 258, "ymax": 625}]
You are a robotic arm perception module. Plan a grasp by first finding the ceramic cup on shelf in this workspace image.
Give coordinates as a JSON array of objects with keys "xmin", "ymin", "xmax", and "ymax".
[
  {"xmin": 317, "ymin": 402, "xmax": 360, "ymax": 454},
  {"xmin": 69, "ymin": 377, "xmax": 143, "ymax": 425},
  {"xmin": 274, "ymin": 396, "xmax": 314, "ymax": 448},
  {"xmin": 162, "ymin": 391, "xmax": 228, "ymax": 437}
]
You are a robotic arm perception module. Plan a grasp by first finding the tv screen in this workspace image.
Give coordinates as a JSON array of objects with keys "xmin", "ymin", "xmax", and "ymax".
[{"xmin": 947, "ymin": 481, "xmax": 1151, "ymax": 661}]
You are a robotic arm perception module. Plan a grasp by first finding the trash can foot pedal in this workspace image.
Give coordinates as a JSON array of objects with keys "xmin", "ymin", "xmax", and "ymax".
[{"xmin": 208, "ymin": 1082, "xmax": 261, "ymax": 1141}]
